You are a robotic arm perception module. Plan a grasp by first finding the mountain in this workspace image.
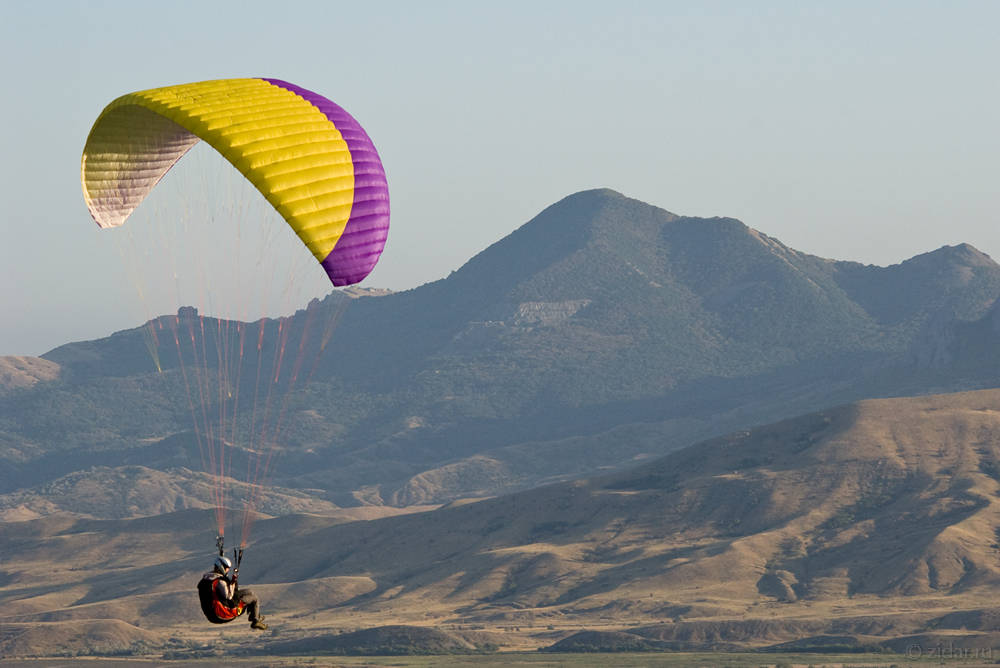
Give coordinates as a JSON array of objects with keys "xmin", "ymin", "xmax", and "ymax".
[
  {"xmin": 4, "ymin": 189, "xmax": 1000, "ymax": 514},
  {"xmin": 7, "ymin": 388, "xmax": 1000, "ymax": 657}
]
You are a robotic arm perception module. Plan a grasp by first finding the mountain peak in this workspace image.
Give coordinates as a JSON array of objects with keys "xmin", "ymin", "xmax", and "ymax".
[
  {"xmin": 900, "ymin": 243, "xmax": 996, "ymax": 270},
  {"xmin": 441, "ymin": 189, "xmax": 681, "ymax": 304},
  {"xmin": 939, "ymin": 242, "xmax": 994, "ymax": 266},
  {"xmin": 535, "ymin": 188, "xmax": 680, "ymax": 226}
]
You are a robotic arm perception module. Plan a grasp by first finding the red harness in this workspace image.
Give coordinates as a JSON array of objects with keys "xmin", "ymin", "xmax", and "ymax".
[
  {"xmin": 199, "ymin": 574, "xmax": 244, "ymax": 623},
  {"xmin": 212, "ymin": 586, "xmax": 244, "ymax": 621}
]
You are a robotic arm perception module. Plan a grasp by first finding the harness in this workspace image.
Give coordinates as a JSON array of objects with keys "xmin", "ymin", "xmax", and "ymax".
[{"xmin": 197, "ymin": 573, "xmax": 245, "ymax": 623}]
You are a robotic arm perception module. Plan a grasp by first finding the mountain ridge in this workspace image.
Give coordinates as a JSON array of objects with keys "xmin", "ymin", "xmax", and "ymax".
[{"xmin": 5, "ymin": 188, "xmax": 1000, "ymax": 510}]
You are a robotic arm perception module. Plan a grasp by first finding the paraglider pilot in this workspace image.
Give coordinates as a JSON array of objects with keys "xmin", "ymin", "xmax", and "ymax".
[{"xmin": 197, "ymin": 554, "xmax": 267, "ymax": 630}]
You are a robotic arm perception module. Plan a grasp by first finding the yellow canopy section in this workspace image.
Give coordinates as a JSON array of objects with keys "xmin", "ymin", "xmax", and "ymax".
[{"xmin": 81, "ymin": 79, "xmax": 355, "ymax": 261}]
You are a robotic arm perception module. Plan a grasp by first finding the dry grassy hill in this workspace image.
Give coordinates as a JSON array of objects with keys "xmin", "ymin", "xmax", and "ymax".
[
  {"xmin": 0, "ymin": 356, "xmax": 59, "ymax": 395},
  {"xmin": 0, "ymin": 465, "xmax": 348, "ymax": 522},
  {"xmin": 7, "ymin": 388, "xmax": 1000, "ymax": 658}
]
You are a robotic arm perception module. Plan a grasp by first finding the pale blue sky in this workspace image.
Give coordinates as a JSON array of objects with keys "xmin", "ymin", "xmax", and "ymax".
[{"xmin": 1, "ymin": 1, "xmax": 997, "ymax": 355}]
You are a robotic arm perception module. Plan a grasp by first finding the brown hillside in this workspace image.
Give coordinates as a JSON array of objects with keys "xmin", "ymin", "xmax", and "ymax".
[
  {"xmin": 0, "ymin": 465, "xmax": 344, "ymax": 521},
  {"xmin": 0, "ymin": 356, "xmax": 59, "ymax": 395},
  {"xmin": 0, "ymin": 465, "xmax": 439, "ymax": 523},
  {"xmin": 0, "ymin": 619, "xmax": 161, "ymax": 658},
  {"xmin": 7, "ymin": 388, "xmax": 1000, "ymax": 656},
  {"xmin": 257, "ymin": 389, "xmax": 1000, "ymax": 611}
]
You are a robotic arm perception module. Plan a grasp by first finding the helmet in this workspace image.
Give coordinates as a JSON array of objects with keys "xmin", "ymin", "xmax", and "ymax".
[{"xmin": 214, "ymin": 555, "xmax": 232, "ymax": 572}]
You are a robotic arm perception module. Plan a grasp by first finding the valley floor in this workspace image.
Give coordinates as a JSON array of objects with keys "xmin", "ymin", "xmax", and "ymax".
[{"xmin": 0, "ymin": 652, "xmax": 995, "ymax": 667}]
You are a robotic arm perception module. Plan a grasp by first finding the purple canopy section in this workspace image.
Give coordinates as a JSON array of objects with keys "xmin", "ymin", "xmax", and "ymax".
[{"xmin": 263, "ymin": 78, "xmax": 390, "ymax": 287}]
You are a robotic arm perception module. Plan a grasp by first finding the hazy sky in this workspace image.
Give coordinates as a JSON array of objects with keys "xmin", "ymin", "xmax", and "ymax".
[{"xmin": 2, "ymin": 1, "xmax": 997, "ymax": 356}]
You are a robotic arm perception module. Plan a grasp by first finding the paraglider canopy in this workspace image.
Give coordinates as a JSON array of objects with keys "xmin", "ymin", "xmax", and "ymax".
[
  {"xmin": 80, "ymin": 78, "xmax": 390, "ymax": 547},
  {"xmin": 81, "ymin": 78, "xmax": 390, "ymax": 286}
]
